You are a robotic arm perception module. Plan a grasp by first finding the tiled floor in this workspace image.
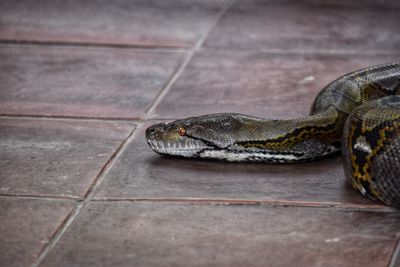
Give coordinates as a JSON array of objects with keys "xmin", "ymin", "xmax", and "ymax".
[{"xmin": 0, "ymin": 1, "xmax": 399, "ymax": 266}]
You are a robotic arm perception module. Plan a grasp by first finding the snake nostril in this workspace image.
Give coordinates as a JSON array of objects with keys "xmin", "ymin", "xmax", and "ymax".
[
  {"xmin": 145, "ymin": 127, "xmax": 157, "ymax": 139},
  {"xmin": 146, "ymin": 124, "xmax": 166, "ymax": 140}
]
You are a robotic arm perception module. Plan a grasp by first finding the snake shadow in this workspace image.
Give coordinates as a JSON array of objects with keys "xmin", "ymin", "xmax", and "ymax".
[
  {"xmin": 146, "ymin": 154, "xmax": 371, "ymax": 203},
  {"xmin": 147, "ymin": 153, "xmax": 344, "ymax": 177}
]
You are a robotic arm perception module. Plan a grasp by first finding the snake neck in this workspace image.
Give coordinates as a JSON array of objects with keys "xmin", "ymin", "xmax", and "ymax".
[{"xmin": 199, "ymin": 106, "xmax": 346, "ymax": 162}]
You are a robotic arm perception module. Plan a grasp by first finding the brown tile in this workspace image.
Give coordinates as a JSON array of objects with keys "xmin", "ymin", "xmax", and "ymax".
[
  {"xmin": 0, "ymin": 46, "xmax": 182, "ymax": 118},
  {"xmin": 391, "ymin": 243, "xmax": 400, "ymax": 267},
  {"xmin": 41, "ymin": 201, "xmax": 400, "ymax": 267},
  {"xmin": 94, "ymin": 121, "xmax": 378, "ymax": 206},
  {"xmin": 204, "ymin": 0, "xmax": 400, "ymax": 53},
  {"xmin": 150, "ymin": 50, "xmax": 399, "ymax": 119},
  {"xmin": 0, "ymin": 197, "xmax": 74, "ymax": 267},
  {"xmin": 0, "ymin": 118, "xmax": 133, "ymax": 198},
  {"xmin": 0, "ymin": 0, "xmax": 229, "ymax": 47}
]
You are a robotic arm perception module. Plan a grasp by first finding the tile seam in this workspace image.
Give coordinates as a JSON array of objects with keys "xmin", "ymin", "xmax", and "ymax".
[
  {"xmin": 0, "ymin": 41, "xmax": 397, "ymax": 60},
  {"xmin": 143, "ymin": 0, "xmax": 235, "ymax": 118},
  {"xmin": 31, "ymin": 122, "xmax": 141, "ymax": 267},
  {"xmin": 82, "ymin": 123, "xmax": 142, "ymax": 199},
  {"xmin": 0, "ymin": 194, "xmax": 80, "ymax": 201},
  {"xmin": 0, "ymin": 39, "xmax": 189, "ymax": 52},
  {"xmin": 202, "ymin": 46, "xmax": 400, "ymax": 56},
  {"xmin": 89, "ymin": 197, "xmax": 396, "ymax": 212},
  {"xmin": 0, "ymin": 114, "xmax": 143, "ymax": 124},
  {"xmin": 142, "ymin": 51, "xmax": 191, "ymax": 117},
  {"xmin": 0, "ymin": 114, "xmax": 144, "ymax": 122},
  {"xmin": 31, "ymin": 203, "xmax": 84, "ymax": 267},
  {"xmin": 389, "ymin": 238, "xmax": 400, "ymax": 267},
  {"xmin": 1, "ymin": 194, "xmax": 394, "ymax": 213}
]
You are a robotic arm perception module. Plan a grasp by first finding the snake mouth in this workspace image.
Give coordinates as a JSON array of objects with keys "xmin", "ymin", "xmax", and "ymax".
[{"xmin": 145, "ymin": 123, "xmax": 211, "ymax": 157}]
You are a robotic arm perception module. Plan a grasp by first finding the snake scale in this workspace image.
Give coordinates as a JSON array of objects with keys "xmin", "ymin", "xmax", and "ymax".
[{"xmin": 146, "ymin": 62, "xmax": 400, "ymax": 208}]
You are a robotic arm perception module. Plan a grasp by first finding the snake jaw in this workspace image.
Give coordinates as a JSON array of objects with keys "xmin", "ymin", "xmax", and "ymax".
[{"xmin": 145, "ymin": 122, "xmax": 213, "ymax": 157}]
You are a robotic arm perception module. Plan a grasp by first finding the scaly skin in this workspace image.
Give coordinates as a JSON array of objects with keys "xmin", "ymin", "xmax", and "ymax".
[{"xmin": 146, "ymin": 62, "xmax": 400, "ymax": 207}]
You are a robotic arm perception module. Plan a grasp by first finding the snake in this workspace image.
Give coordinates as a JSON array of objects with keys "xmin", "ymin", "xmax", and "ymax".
[{"xmin": 145, "ymin": 62, "xmax": 400, "ymax": 208}]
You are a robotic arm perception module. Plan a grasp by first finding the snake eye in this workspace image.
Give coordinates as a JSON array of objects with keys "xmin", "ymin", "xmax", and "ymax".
[{"xmin": 177, "ymin": 126, "xmax": 186, "ymax": 136}]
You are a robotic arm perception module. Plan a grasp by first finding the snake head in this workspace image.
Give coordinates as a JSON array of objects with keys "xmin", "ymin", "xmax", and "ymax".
[{"xmin": 145, "ymin": 114, "xmax": 243, "ymax": 157}]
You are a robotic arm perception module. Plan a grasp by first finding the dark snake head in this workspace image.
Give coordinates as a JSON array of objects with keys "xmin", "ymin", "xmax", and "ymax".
[{"xmin": 145, "ymin": 113, "xmax": 245, "ymax": 157}]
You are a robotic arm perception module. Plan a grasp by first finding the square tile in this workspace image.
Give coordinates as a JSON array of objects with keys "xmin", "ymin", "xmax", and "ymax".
[
  {"xmin": 41, "ymin": 201, "xmax": 400, "ymax": 267},
  {"xmin": 0, "ymin": 197, "xmax": 74, "ymax": 267},
  {"xmin": 0, "ymin": 45, "xmax": 182, "ymax": 118},
  {"xmin": 204, "ymin": 0, "xmax": 400, "ymax": 53},
  {"xmin": 0, "ymin": 118, "xmax": 134, "ymax": 198},
  {"xmin": 0, "ymin": 0, "xmax": 229, "ymax": 47}
]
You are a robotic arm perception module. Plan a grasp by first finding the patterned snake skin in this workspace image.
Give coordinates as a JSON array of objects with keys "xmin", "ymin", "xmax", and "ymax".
[{"xmin": 146, "ymin": 63, "xmax": 400, "ymax": 208}]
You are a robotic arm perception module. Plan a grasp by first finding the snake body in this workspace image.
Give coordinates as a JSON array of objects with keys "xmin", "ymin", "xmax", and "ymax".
[{"xmin": 146, "ymin": 63, "xmax": 400, "ymax": 207}]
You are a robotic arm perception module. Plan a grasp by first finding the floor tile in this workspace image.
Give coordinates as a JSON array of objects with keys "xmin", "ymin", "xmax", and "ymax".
[
  {"xmin": 0, "ymin": 118, "xmax": 133, "ymax": 198},
  {"xmin": 204, "ymin": 0, "xmax": 400, "ymax": 53},
  {"xmin": 41, "ymin": 201, "xmax": 400, "ymax": 267},
  {"xmin": 94, "ymin": 121, "xmax": 379, "ymax": 206},
  {"xmin": 0, "ymin": 197, "xmax": 74, "ymax": 267},
  {"xmin": 0, "ymin": 0, "xmax": 228, "ymax": 47},
  {"xmin": 391, "ymin": 243, "xmax": 400, "ymax": 267},
  {"xmin": 150, "ymin": 50, "xmax": 399, "ymax": 119},
  {"xmin": 0, "ymin": 45, "xmax": 182, "ymax": 118}
]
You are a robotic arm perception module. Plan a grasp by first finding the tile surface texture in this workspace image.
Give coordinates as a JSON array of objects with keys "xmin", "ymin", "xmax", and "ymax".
[
  {"xmin": 0, "ymin": 46, "xmax": 182, "ymax": 118},
  {"xmin": 204, "ymin": 0, "xmax": 400, "ymax": 53},
  {"xmin": 41, "ymin": 202, "xmax": 400, "ymax": 267},
  {"xmin": 95, "ymin": 122, "xmax": 375, "ymax": 206},
  {"xmin": 0, "ymin": 118, "xmax": 134, "ymax": 198},
  {"xmin": 0, "ymin": 0, "xmax": 229, "ymax": 47},
  {"xmin": 150, "ymin": 51, "xmax": 399, "ymax": 119},
  {"xmin": 1, "ymin": 0, "xmax": 400, "ymax": 266},
  {"xmin": 0, "ymin": 198, "xmax": 74, "ymax": 267}
]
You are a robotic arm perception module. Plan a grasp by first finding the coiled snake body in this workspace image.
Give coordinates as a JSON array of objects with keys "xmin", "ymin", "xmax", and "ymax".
[{"xmin": 146, "ymin": 63, "xmax": 400, "ymax": 208}]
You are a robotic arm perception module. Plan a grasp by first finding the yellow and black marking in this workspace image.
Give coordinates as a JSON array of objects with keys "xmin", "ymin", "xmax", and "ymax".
[
  {"xmin": 348, "ymin": 117, "xmax": 400, "ymax": 200},
  {"xmin": 236, "ymin": 118, "xmax": 343, "ymax": 154}
]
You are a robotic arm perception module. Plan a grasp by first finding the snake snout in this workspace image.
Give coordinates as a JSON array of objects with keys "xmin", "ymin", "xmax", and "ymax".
[
  {"xmin": 145, "ymin": 123, "xmax": 166, "ymax": 140},
  {"xmin": 145, "ymin": 123, "xmax": 167, "ymax": 151}
]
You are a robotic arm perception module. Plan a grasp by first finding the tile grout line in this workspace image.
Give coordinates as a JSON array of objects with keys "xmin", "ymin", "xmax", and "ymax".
[
  {"xmin": 144, "ymin": 0, "xmax": 235, "ymax": 118},
  {"xmin": 202, "ymin": 46, "xmax": 400, "ymax": 56},
  {"xmin": 89, "ymin": 197, "xmax": 396, "ymax": 212},
  {"xmin": 389, "ymin": 238, "xmax": 400, "ymax": 267},
  {"xmin": 0, "ymin": 114, "xmax": 173, "ymax": 125},
  {"xmin": 0, "ymin": 39, "xmax": 190, "ymax": 52},
  {"xmin": 0, "ymin": 194, "xmax": 80, "ymax": 201},
  {"xmin": 143, "ymin": 50, "xmax": 190, "ymax": 117},
  {"xmin": 3, "ymin": 24, "xmax": 399, "ymax": 57},
  {"xmin": 82, "ymin": 124, "xmax": 141, "ymax": 199},
  {"xmin": 31, "ymin": 123, "xmax": 142, "ymax": 267},
  {"xmin": 31, "ymin": 202, "xmax": 84, "ymax": 267},
  {"xmin": 1, "ymin": 193, "xmax": 395, "ymax": 213},
  {"xmin": 0, "ymin": 113, "xmax": 145, "ymax": 123}
]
